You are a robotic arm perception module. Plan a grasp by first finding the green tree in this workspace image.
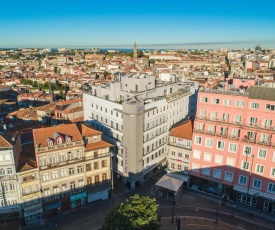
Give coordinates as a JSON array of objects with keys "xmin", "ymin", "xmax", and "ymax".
[
  {"xmin": 54, "ymin": 66, "xmax": 58, "ymax": 73},
  {"xmin": 102, "ymin": 194, "xmax": 160, "ymax": 230}
]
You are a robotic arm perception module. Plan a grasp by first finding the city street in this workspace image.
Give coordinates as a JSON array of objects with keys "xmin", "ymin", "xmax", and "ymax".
[{"xmin": 18, "ymin": 173, "xmax": 275, "ymax": 230}]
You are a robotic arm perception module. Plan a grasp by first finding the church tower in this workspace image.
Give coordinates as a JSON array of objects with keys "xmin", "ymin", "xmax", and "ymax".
[{"xmin": 133, "ymin": 42, "xmax": 138, "ymax": 59}]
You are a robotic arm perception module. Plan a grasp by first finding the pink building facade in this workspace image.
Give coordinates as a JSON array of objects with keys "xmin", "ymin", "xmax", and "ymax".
[{"xmin": 190, "ymin": 86, "xmax": 275, "ymax": 214}]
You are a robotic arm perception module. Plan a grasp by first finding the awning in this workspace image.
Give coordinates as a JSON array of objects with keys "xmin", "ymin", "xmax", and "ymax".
[
  {"xmin": 233, "ymin": 185, "xmax": 275, "ymax": 201},
  {"xmin": 44, "ymin": 202, "xmax": 61, "ymax": 211},
  {"xmin": 155, "ymin": 175, "xmax": 184, "ymax": 192},
  {"xmin": 167, "ymin": 172, "xmax": 189, "ymax": 182}
]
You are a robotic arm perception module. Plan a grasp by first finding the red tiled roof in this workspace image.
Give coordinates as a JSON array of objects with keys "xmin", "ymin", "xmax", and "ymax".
[
  {"xmin": 85, "ymin": 140, "xmax": 112, "ymax": 151},
  {"xmin": 33, "ymin": 124, "xmax": 82, "ymax": 148},
  {"xmin": 79, "ymin": 123, "xmax": 101, "ymax": 137},
  {"xmin": 0, "ymin": 135, "xmax": 12, "ymax": 147},
  {"xmin": 170, "ymin": 120, "xmax": 193, "ymax": 140}
]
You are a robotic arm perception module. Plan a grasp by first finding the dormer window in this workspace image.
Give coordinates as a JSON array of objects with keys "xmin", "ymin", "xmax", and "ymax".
[
  {"xmin": 47, "ymin": 138, "xmax": 53, "ymax": 146},
  {"xmin": 57, "ymin": 137, "xmax": 63, "ymax": 144},
  {"xmin": 65, "ymin": 135, "xmax": 71, "ymax": 143},
  {"xmin": 93, "ymin": 135, "xmax": 98, "ymax": 142}
]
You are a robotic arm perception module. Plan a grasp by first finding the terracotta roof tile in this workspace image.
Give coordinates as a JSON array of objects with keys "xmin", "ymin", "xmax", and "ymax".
[
  {"xmin": 85, "ymin": 140, "xmax": 113, "ymax": 151},
  {"xmin": 33, "ymin": 124, "xmax": 82, "ymax": 148},
  {"xmin": 170, "ymin": 120, "xmax": 193, "ymax": 140},
  {"xmin": 0, "ymin": 135, "xmax": 12, "ymax": 147},
  {"xmin": 79, "ymin": 123, "xmax": 102, "ymax": 137}
]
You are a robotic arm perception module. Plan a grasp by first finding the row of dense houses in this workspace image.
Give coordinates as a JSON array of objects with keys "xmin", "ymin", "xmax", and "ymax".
[{"xmin": 0, "ymin": 123, "xmax": 113, "ymax": 225}]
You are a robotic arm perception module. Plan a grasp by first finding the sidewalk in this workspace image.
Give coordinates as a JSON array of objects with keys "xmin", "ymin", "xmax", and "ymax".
[{"xmin": 176, "ymin": 188, "xmax": 275, "ymax": 228}]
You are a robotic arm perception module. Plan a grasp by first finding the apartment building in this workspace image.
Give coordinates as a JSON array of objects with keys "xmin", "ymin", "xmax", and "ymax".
[
  {"xmin": 84, "ymin": 73, "xmax": 195, "ymax": 189},
  {"xmin": 0, "ymin": 132, "xmax": 21, "ymax": 218},
  {"xmin": 18, "ymin": 158, "xmax": 42, "ymax": 225},
  {"xmin": 191, "ymin": 86, "xmax": 275, "ymax": 214},
  {"xmin": 33, "ymin": 123, "xmax": 112, "ymax": 219},
  {"xmin": 167, "ymin": 120, "xmax": 193, "ymax": 179}
]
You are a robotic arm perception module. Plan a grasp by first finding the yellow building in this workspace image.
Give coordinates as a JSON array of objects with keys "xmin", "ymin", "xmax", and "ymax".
[
  {"xmin": 18, "ymin": 156, "xmax": 42, "ymax": 225},
  {"xmin": 33, "ymin": 123, "xmax": 112, "ymax": 219}
]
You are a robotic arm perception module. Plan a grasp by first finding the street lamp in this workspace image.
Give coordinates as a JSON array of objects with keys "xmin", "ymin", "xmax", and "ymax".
[{"xmin": 110, "ymin": 152, "xmax": 114, "ymax": 207}]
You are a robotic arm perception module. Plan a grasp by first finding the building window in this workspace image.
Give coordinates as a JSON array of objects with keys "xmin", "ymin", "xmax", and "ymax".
[
  {"xmin": 6, "ymin": 168, "xmax": 12, "ymax": 174},
  {"xmin": 87, "ymin": 177, "xmax": 92, "ymax": 185},
  {"xmin": 67, "ymin": 152, "xmax": 73, "ymax": 161},
  {"xmin": 255, "ymin": 164, "xmax": 264, "ymax": 174},
  {"xmin": 69, "ymin": 168, "xmax": 75, "ymax": 175},
  {"xmin": 193, "ymin": 150, "xmax": 201, "ymax": 159},
  {"xmin": 195, "ymin": 136, "xmax": 202, "ymax": 145},
  {"xmin": 258, "ymin": 149, "xmax": 267, "ymax": 159},
  {"xmin": 204, "ymin": 152, "xmax": 212, "ymax": 162},
  {"xmin": 52, "ymin": 171, "xmax": 58, "ymax": 180},
  {"xmin": 267, "ymin": 183, "xmax": 275, "ymax": 193},
  {"xmin": 226, "ymin": 157, "xmax": 235, "ymax": 167},
  {"xmin": 224, "ymin": 172, "xmax": 233, "ymax": 182},
  {"xmin": 200, "ymin": 110, "xmax": 206, "ymax": 117},
  {"xmin": 235, "ymin": 101, "xmax": 244, "ymax": 107},
  {"xmin": 213, "ymin": 168, "xmax": 222, "ymax": 179},
  {"xmin": 60, "ymin": 169, "xmax": 66, "ymax": 177},
  {"xmin": 212, "ymin": 98, "xmax": 220, "ymax": 104},
  {"xmin": 271, "ymin": 168, "xmax": 275, "ymax": 177},
  {"xmin": 234, "ymin": 115, "xmax": 242, "ymax": 123},
  {"xmin": 49, "ymin": 155, "xmax": 56, "ymax": 165},
  {"xmin": 223, "ymin": 99, "xmax": 231, "ymax": 106},
  {"xmin": 76, "ymin": 150, "xmax": 82, "ymax": 159},
  {"xmin": 253, "ymin": 179, "xmax": 262, "ymax": 189},
  {"xmin": 239, "ymin": 175, "xmax": 247, "ymax": 185},
  {"xmin": 42, "ymin": 173, "xmax": 49, "ymax": 182},
  {"xmin": 53, "ymin": 186, "xmax": 59, "ymax": 194},
  {"xmin": 77, "ymin": 166, "xmax": 83, "ymax": 174},
  {"xmin": 102, "ymin": 173, "xmax": 107, "ymax": 181},
  {"xmin": 266, "ymin": 104, "xmax": 275, "ymax": 111},
  {"xmin": 250, "ymin": 102, "xmax": 259, "ymax": 109},
  {"xmin": 94, "ymin": 162, "xmax": 99, "ymax": 170},
  {"xmin": 59, "ymin": 154, "xmax": 65, "ymax": 163},
  {"xmin": 70, "ymin": 181, "xmax": 75, "ymax": 190},
  {"xmin": 200, "ymin": 97, "xmax": 208, "ymax": 103},
  {"xmin": 95, "ymin": 175, "xmax": 99, "ymax": 183},
  {"xmin": 86, "ymin": 163, "xmax": 91, "ymax": 171},
  {"xmin": 202, "ymin": 166, "xmax": 210, "ymax": 175},
  {"xmin": 205, "ymin": 138, "xmax": 213, "ymax": 148},
  {"xmin": 39, "ymin": 157, "xmax": 47, "ymax": 167},
  {"xmin": 44, "ymin": 188, "xmax": 50, "ymax": 196},
  {"xmin": 242, "ymin": 161, "xmax": 249, "ymax": 171},
  {"xmin": 78, "ymin": 179, "xmax": 84, "ymax": 187},
  {"xmin": 102, "ymin": 160, "xmax": 107, "ymax": 168},
  {"xmin": 217, "ymin": 141, "xmax": 225, "ymax": 150},
  {"xmin": 228, "ymin": 143, "xmax": 237, "ymax": 153},
  {"xmin": 243, "ymin": 146, "xmax": 252, "ymax": 155},
  {"xmin": 62, "ymin": 184, "xmax": 67, "ymax": 191},
  {"xmin": 177, "ymin": 164, "xmax": 182, "ymax": 170},
  {"xmin": 215, "ymin": 155, "xmax": 223, "ymax": 165}
]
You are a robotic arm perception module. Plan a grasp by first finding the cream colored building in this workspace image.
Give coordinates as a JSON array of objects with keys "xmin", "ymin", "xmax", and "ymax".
[
  {"xmin": 167, "ymin": 120, "xmax": 193, "ymax": 178},
  {"xmin": 18, "ymin": 159, "xmax": 42, "ymax": 225},
  {"xmin": 33, "ymin": 123, "xmax": 112, "ymax": 219}
]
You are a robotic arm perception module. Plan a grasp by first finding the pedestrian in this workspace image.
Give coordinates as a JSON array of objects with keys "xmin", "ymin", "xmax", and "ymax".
[{"xmin": 55, "ymin": 224, "xmax": 58, "ymax": 230}]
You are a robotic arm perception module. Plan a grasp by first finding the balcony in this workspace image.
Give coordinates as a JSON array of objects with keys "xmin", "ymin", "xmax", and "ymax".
[
  {"xmin": 168, "ymin": 141, "xmax": 191, "ymax": 150},
  {"xmin": 37, "ymin": 141, "xmax": 83, "ymax": 152},
  {"xmin": 39, "ymin": 153, "xmax": 111, "ymax": 170},
  {"xmin": 196, "ymin": 116, "xmax": 275, "ymax": 133}
]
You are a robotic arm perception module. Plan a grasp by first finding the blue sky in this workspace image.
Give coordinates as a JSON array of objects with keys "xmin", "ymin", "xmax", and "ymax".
[{"xmin": 1, "ymin": 0, "xmax": 275, "ymax": 49}]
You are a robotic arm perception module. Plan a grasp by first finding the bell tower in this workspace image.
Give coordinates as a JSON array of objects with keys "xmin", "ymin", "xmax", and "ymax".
[{"xmin": 133, "ymin": 42, "xmax": 138, "ymax": 59}]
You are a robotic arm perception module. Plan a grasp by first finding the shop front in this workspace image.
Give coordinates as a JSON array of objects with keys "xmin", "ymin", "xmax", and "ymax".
[
  {"xmin": 24, "ymin": 208, "xmax": 43, "ymax": 224},
  {"xmin": 70, "ymin": 192, "xmax": 87, "ymax": 210},
  {"xmin": 44, "ymin": 202, "xmax": 61, "ymax": 219}
]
